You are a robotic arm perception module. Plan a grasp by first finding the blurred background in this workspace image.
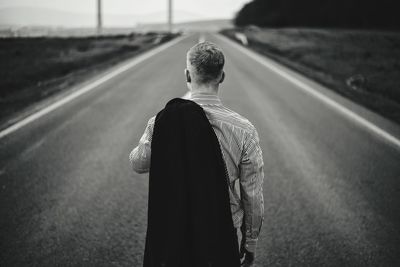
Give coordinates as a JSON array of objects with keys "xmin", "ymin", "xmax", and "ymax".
[{"xmin": 0, "ymin": 0, "xmax": 240, "ymax": 35}]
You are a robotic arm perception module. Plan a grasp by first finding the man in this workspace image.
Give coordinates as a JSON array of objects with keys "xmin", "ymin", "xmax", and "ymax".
[{"xmin": 130, "ymin": 41, "xmax": 264, "ymax": 266}]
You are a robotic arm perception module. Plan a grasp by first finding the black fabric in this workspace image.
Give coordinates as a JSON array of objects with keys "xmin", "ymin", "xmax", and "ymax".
[{"xmin": 143, "ymin": 98, "xmax": 240, "ymax": 267}]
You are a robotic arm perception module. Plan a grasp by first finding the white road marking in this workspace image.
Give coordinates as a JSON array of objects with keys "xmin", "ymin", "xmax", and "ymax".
[
  {"xmin": 198, "ymin": 35, "xmax": 206, "ymax": 43},
  {"xmin": 217, "ymin": 34, "xmax": 400, "ymax": 149},
  {"xmin": 234, "ymin": 32, "xmax": 248, "ymax": 46},
  {"xmin": 0, "ymin": 35, "xmax": 189, "ymax": 140}
]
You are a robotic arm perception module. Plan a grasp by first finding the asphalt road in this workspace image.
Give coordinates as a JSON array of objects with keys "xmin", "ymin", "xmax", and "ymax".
[{"xmin": 1, "ymin": 33, "xmax": 400, "ymax": 267}]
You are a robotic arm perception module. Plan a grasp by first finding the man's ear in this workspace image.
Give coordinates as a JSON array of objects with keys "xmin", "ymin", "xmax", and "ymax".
[
  {"xmin": 185, "ymin": 69, "xmax": 191, "ymax": 83},
  {"xmin": 219, "ymin": 71, "xmax": 225, "ymax": 84}
]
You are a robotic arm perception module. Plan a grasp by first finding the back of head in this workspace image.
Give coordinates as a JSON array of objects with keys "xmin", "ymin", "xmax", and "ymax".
[{"xmin": 187, "ymin": 41, "xmax": 225, "ymax": 85}]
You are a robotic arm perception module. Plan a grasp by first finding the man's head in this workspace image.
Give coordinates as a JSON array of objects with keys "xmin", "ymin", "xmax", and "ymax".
[{"xmin": 185, "ymin": 41, "xmax": 225, "ymax": 91}]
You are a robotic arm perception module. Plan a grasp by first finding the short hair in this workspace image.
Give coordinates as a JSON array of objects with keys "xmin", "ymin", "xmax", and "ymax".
[{"xmin": 187, "ymin": 41, "xmax": 225, "ymax": 84}]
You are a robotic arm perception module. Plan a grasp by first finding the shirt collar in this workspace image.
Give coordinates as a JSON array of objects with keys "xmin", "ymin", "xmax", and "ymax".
[{"xmin": 188, "ymin": 92, "xmax": 222, "ymax": 106}]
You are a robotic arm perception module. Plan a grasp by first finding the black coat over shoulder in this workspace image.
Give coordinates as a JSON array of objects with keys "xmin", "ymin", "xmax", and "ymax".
[{"xmin": 143, "ymin": 98, "xmax": 240, "ymax": 267}]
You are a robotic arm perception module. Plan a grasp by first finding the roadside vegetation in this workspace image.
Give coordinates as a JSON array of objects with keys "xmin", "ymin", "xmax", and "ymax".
[
  {"xmin": 235, "ymin": 0, "xmax": 399, "ymax": 30},
  {"xmin": 223, "ymin": 0, "xmax": 400, "ymax": 124},
  {"xmin": 221, "ymin": 28, "xmax": 400, "ymax": 124},
  {"xmin": 0, "ymin": 32, "xmax": 178, "ymax": 129}
]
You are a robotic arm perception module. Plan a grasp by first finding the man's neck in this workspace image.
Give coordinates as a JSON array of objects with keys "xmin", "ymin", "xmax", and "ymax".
[{"xmin": 190, "ymin": 85, "xmax": 219, "ymax": 96}]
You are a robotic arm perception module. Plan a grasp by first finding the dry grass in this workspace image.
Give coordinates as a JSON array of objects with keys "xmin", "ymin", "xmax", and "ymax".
[
  {"xmin": 221, "ymin": 28, "xmax": 400, "ymax": 124},
  {"xmin": 0, "ymin": 33, "xmax": 177, "ymax": 127}
]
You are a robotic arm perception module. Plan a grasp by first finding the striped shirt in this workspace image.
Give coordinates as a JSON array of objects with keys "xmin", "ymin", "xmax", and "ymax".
[{"xmin": 129, "ymin": 92, "xmax": 264, "ymax": 252}]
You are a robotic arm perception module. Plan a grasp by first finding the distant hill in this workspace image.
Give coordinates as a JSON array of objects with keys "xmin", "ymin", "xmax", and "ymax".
[
  {"xmin": 0, "ymin": 18, "xmax": 233, "ymax": 37},
  {"xmin": 0, "ymin": 7, "xmax": 209, "ymax": 28},
  {"xmin": 137, "ymin": 19, "xmax": 233, "ymax": 32},
  {"xmin": 0, "ymin": 26, "xmax": 138, "ymax": 37}
]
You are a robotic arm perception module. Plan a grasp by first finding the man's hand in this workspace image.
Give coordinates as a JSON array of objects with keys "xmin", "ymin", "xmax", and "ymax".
[
  {"xmin": 240, "ymin": 246, "xmax": 255, "ymax": 266},
  {"xmin": 240, "ymin": 226, "xmax": 255, "ymax": 267}
]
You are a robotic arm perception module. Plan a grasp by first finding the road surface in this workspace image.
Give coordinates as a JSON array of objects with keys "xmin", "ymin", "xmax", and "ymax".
[{"xmin": 1, "ymin": 33, "xmax": 400, "ymax": 266}]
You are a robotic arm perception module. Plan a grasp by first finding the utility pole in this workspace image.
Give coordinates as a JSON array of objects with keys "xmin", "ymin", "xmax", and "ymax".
[
  {"xmin": 97, "ymin": 0, "xmax": 102, "ymax": 35},
  {"xmin": 168, "ymin": 0, "xmax": 173, "ymax": 32}
]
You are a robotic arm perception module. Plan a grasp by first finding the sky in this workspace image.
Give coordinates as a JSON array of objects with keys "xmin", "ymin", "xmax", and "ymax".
[{"xmin": 0, "ymin": 0, "xmax": 251, "ymax": 26}]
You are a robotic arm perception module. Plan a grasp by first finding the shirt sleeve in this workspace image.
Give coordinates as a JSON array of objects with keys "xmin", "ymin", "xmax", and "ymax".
[
  {"xmin": 129, "ymin": 116, "xmax": 155, "ymax": 174},
  {"xmin": 239, "ymin": 127, "xmax": 264, "ymax": 253}
]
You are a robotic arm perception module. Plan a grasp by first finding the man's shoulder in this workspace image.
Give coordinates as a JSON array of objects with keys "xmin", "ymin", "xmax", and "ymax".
[{"xmin": 206, "ymin": 105, "xmax": 257, "ymax": 135}]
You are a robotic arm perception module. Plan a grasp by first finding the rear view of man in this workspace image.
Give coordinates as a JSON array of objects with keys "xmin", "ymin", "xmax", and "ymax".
[{"xmin": 130, "ymin": 41, "xmax": 264, "ymax": 266}]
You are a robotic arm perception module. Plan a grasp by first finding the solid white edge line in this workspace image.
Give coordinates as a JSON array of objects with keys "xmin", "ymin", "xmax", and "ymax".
[
  {"xmin": 0, "ymin": 34, "xmax": 189, "ymax": 140},
  {"xmin": 216, "ymin": 34, "xmax": 400, "ymax": 150}
]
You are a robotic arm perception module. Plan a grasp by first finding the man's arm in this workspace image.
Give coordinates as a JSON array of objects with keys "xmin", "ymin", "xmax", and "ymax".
[
  {"xmin": 239, "ymin": 128, "xmax": 264, "ymax": 255},
  {"xmin": 129, "ymin": 116, "xmax": 155, "ymax": 174}
]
